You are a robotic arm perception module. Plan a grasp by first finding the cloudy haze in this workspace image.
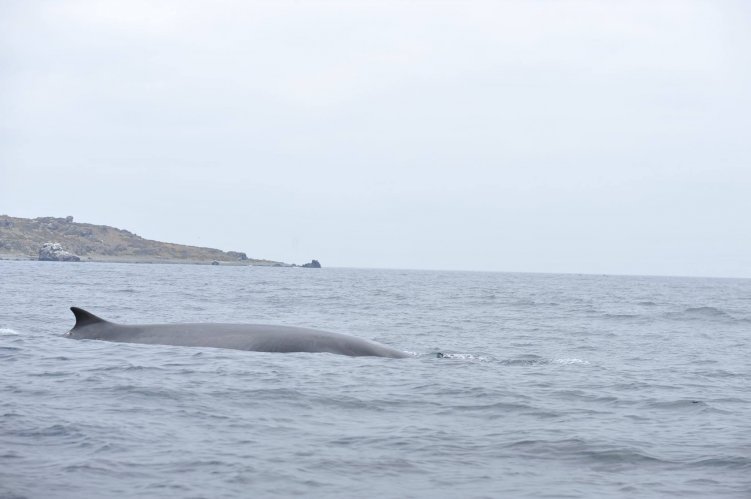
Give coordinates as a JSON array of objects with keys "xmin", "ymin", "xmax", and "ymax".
[{"xmin": 1, "ymin": 1, "xmax": 750, "ymax": 277}]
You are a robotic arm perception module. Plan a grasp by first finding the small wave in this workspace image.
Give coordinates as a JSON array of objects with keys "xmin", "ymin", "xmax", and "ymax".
[
  {"xmin": 441, "ymin": 400, "xmax": 534, "ymax": 413},
  {"xmin": 638, "ymin": 301, "xmax": 657, "ymax": 306},
  {"xmin": 512, "ymin": 299, "xmax": 559, "ymax": 307},
  {"xmin": 0, "ymin": 328, "xmax": 20, "ymax": 336},
  {"xmin": 603, "ymin": 313, "xmax": 641, "ymax": 320},
  {"xmin": 512, "ymin": 299, "xmax": 535, "ymax": 306},
  {"xmin": 646, "ymin": 399, "xmax": 709, "ymax": 410},
  {"xmin": 507, "ymin": 439, "xmax": 667, "ymax": 465},
  {"xmin": 685, "ymin": 478, "xmax": 720, "ymax": 486},
  {"xmin": 553, "ymin": 358, "xmax": 590, "ymax": 365},
  {"xmin": 693, "ymin": 368, "xmax": 740, "ymax": 378},
  {"xmin": 111, "ymin": 384, "xmax": 183, "ymax": 400},
  {"xmin": 505, "ymin": 437, "xmax": 586, "ymax": 451},
  {"xmin": 684, "ymin": 306, "xmax": 730, "ymax": 317},
  {"xmin": 581, "ymin": 448, "xmax": 665, "ymax": 465},
  {"xmin": 436, "ymin": 352, "xmax": 492, "ymax": 362},
  {"xmin": 691, "ymin": 456, "xmax": 751, "ymax": 470},
  {"xmin": 501, "ymin": 355, "xmax": 589, "ymax": 366},
  {"xmin": 500, "ymin": 354, "xmax": 549, "ymax": 366},
  {"xmin": 11, "ymin": 424, "xmax": 80, "ymax": 438}
]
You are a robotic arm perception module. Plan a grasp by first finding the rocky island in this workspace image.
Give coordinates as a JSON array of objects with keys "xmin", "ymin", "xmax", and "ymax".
[{"xmin": 0, "ymin": 215, "xmax": 288, "ymax": 266}]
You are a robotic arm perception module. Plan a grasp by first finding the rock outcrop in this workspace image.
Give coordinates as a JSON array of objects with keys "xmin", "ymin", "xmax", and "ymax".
[
  {"xmin": 301, "ymin": 259, "xmax": 322, "ymax": 268},
  {"xmin": 38, "ymin": 242, "xmax": 81, "ymax": 262},
  {"xmin": 0, "ymin": 215, "xmax": 286, "ymax": 266}
]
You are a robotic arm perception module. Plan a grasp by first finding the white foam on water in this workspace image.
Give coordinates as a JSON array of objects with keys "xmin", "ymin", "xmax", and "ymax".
[
  {"xmin": 439, "ymin": 353, "xmax": 492, "ymax": 362},
  {"xmin": 402, "ymin": 351, "xmax": 420, "ymax": 357},
  {"xmin": 0, "ymin": 328, "xmax": 20, "ymax": 336}
]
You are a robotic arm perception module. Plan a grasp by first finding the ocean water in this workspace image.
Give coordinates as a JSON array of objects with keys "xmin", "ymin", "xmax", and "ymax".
[{"xmin": 1, "ymin": 261, "xmax": 749, "ymax": 498}]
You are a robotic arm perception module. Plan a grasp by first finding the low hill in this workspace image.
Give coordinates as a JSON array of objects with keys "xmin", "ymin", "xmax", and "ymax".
[{"xmin": 0, "ymin": 215, "xmax": 286, "ymax": 265}]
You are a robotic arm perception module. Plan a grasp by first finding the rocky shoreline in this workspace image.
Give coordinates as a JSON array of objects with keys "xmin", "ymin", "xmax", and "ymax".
[{"xmin": 0, "ymin": 215, "xmax": 295, "ymax": 266}]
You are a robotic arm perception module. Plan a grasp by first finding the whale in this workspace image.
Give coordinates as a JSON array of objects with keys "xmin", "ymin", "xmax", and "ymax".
[{"xmin": 66, "ymin": 307, "xmax": 408, "ymax": 358}]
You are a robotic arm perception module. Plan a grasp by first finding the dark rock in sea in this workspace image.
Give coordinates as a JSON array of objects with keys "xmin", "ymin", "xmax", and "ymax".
[
  {"xmin": 301, "ymin": 259, "xmax": 322, "ymax": 268},
  {"xmin": 38, "ymin": 242, "xmax": 81, "ymax": 262},
  {"xmin": 211, "ymin": 260, "xmax": 220, "ymax": 265}
]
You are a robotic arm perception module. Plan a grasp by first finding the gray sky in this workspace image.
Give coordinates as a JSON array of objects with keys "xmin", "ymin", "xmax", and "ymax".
[{"xmin": 2, "ymin": 1, "xmax": 750, "ymax": 277}]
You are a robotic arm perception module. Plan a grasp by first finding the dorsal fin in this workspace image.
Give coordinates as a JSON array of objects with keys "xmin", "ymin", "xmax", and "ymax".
[{"xmin": 70, "ymin": 307, "xmax": 108, "ymax": 329}]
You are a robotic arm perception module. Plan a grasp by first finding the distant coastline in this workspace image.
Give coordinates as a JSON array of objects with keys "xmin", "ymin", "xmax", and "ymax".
[{"xmin": 0, "ymin": 215, "xmax": 289, "ymax": 266}]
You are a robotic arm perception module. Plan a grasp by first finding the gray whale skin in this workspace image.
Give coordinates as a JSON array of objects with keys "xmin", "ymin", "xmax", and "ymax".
[{"xmin": 66, "ymin": 307, "xmax": 407, "ymax": 358}]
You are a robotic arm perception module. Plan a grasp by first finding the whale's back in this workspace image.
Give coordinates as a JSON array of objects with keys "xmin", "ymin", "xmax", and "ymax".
[{"xmin": 67, "ymin": 307, "xmax": 407, "ymax": 358}]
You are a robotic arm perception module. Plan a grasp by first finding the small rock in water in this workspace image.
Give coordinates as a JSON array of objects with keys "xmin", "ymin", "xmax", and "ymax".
[{"xmin": 301, "ymin": 259, "xmax": 322, "ymax": 268}]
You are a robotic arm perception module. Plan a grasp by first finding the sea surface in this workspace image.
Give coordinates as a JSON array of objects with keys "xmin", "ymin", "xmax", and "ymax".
[{"xmin": 1, "ymin": 261, "xmax": 749, "ymax": 498}]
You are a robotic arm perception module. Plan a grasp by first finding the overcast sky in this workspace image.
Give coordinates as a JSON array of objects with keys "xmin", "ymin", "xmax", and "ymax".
[{"xmin": 1, "ymin": 1, "xmax": 750, "ymax": 277}]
